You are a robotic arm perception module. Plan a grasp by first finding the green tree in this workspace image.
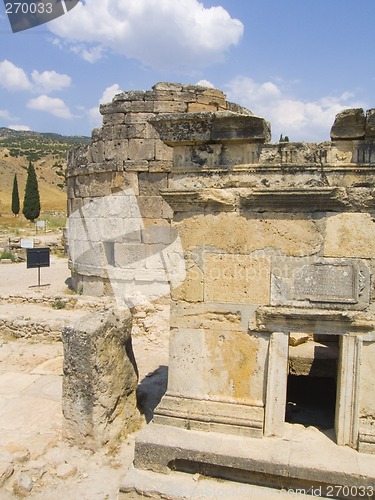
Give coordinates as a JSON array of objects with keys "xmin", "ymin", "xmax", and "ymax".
[
  {"xmin": 11, "ymin": 174, "xmax": 20, "ymax": 216},
  {"xmin": 22, "ymin": 161, "xmax": 41, "ymax": 221}
]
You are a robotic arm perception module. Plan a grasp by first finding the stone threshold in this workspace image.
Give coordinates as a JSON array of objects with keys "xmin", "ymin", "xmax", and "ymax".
[{"xmin": 121, "ymin": 423, "xmax": 375, "ymax": 499}]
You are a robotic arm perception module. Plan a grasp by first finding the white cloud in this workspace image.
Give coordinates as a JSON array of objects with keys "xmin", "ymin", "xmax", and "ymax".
[
  {"xmin": 89, "ymin": 83, "xmax": 122, "ymax": 128},
  {"xmin": 48, "ymin": 0, "xmax": 244, "ymax": 70},
  {"xmin": 0, "ymin": 109, "xmax": 18, "ymax": 121},
  {"xmin": 69, "ymin": 44, "xmax": 105, "ymax": 63},
  {"xmin": 8, "ymin": 124, "xmax": 31, "ymax": 131},
  {"xmin": 27, "ymin": 95, "xmax": 74, "ymax": 119},
  {"xmin": 0, "ymin": 60, "xmax": 31, "ymax": 91},
  {"xmin": 196, "ymin": 79, "xmax": 215, "ymax": 88},
  {"xmin": 226, "ymin": 76, "xmax": 365, "ymax": 142},
  {"xmin": 31, "ymin": 70, "xmax": 72, "ymax": 94}
]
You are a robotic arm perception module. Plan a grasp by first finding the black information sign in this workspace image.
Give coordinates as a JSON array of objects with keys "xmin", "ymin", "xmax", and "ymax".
[
  {"xmin": 26, "ymin": 247, "xmax": 50, "ymax": 287},
  {"xmin": 27, "ymin": 247, "xmax": 50, "ymax": 269}
]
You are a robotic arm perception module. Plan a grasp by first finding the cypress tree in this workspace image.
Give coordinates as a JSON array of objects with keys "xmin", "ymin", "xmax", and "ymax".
[
  {"xmin": 11, "ymin": 173, "xmax": 20, "ymax": 217},
  {"xmin": 22, "ymin": 161, "xmax": 41, "ymax": 221}
]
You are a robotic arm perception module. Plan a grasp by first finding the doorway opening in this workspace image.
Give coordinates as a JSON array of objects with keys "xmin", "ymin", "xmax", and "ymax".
[{"xmin": 286, "ymin": 334, "xmax": 339, "ymax": 430}]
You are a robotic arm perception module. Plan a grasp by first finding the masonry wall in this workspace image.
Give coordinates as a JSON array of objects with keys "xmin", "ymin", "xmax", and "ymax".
[
  {"xmin": 66, "ymin": 82, "xmax": 251, "ymax": 298},
  {"xmin": 150, "ymin": 109, "xmax": 375, "ymax": 448}
]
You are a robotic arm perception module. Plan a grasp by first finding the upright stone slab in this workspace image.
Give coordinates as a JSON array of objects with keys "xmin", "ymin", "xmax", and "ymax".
[{"xmin": 62, "ymin": 309, "xmax": 139, "ymax": 450}]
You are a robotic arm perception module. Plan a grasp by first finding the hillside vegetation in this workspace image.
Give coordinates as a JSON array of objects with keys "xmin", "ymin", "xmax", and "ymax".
[{"xmin": 0, "ymin": 128, "xmax": 90, "ymax": 218}]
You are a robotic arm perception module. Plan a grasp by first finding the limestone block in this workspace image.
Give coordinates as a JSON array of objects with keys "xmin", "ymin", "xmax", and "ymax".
[
  {"xmin": 91, "ymin": 127, "xmax": 103, "ymax": 142},
  {"xmin": 365, "ymin": 109, "xmax": 375, "ymax": 139},
  {"xmin": 154, "ymin": 101, "xmax": 187, "ymax": 113},
  {"xmin": 148, "ymin": 160, "xmax": 173, "ymax": 173},
  {"xmin": 324, "ymin": 213, "xmax": 375, "ymax": 258},
  {"xmin": 67, "ymin": 145, "xmax": 88, "ymax": 169},
  {"xmin": 173, "ymin": 142, "xmax": 260, "ymax": 169},
  {"xmin": 128, "ymin": 139, "xmax": 155, "ymax": 161},
  {"xmin": 100, "ymin": 101, "xmax": 132, "ymax": 114},
  {"xmin": 67, "ymin": 178, "xmax": 75, "ymax": 199},
  {"xmin": 270, "ymin": 257, "xmax": 370, "ymax": 310},
  {"xmin": 139, "ymin": 173, "xmax": 168, "ymax": 196},
  {"xmin": 113, "ymin": 90, "xmax": 146, "ymax": 102},
  {"xmin": 330, "ymin": 108, "xmax": 366, "ymax": 140},
  {"xmin": 188, "ymin": 102, "xmax": 219, "ymax": 112},
  {"xmin": 145, "ymin": 121, "xmax": 161, "ymax": 139},
  {"xmin": 200, "ymin": 88, "xmax": 227, "ymax": 100},
  {"xmin": 204, "ymin": 253, "xmax": 270, "ymax": 305},
  {"xmin": 68, "ymin": 197, "xmax": 84, "ymax": 215},
  {"xmin": 171, "ymin": 256, "xmax": 203, "ymax": 302},
  {"xmin": 175, "ymin": 213, "xmax": 322, "ymax": 256},
  {"xmin": 226, "ymin": 101, "xmax": 253, "ymax": 115},
  {"xmin": 88, "ymin": 141, "xmax": 105, "ymax": 163},
  {"xmin": 103, "ymin": 125, "xmax": 114, "ymax": 141},
  {"xmin": 62, "ymin": 309, "xmax": 139, "ymax": 450},
  {"xmin": 153, "ymin": 82, "xmax": 183, "ymax": 91},
  {"xmin": 196, "ymin": 93, "xmax": 227, "ymax": 108},
  {"xmin": 137, "ymin": 196, "xmax": 163, "ymax": 218},
  {"xmin": 162, "ymin": 199, "xmax": 173, "ymax": 219},
  {"xmin": 151, "ymin": 112, "xmax": 270, "ymax": 145},
  {"xmin": 126, "ymin": 123, "xmax": 147, "ymax": 139},
  {"xmin": 81, "ymin": 275, "xmax": 112, "ymax": 296},
  {"xmin": 113, "ymin": 140, "xmax": 129, "ymax": 161},
  {"xmin": 129, "ymin": 101, "xmax": 154, "ymax": 113},
  {"xmin": 104, "ymin": 140, "xmax": 116, "ymax": 161},
  {"xmin": 103, "ymin": 113, "xmax": 126, "ymax": 125},
  {"xmin": 114, "ymin": 242, "xmax": 147, "ymax": 268},
  {"xmin": 155, "ymin": 140, "xmax": 173, "ymax": 161},
  {"xmin": 289, "ymin": 333, "xmax": 310, "ymax": 347},
  {"xmin": 123, "ymin": 160, "xmax": 149, "ymax": 172},
  {"xmin": 123, "ymin": 172, "xmax": 139, "ymax": 195},
  {"xmin": 125, "ymin": 112, "xmax": 155, "ymax": 124},
  {"xmin": 74, "ymin": 172, "xmax": 114, "ymax": 198},
  {"xmin": 170, "ymin": 302, "xmax": 245, "ymax": 331},
  {"xmin": 112, "ymin": 125, "xmax": 128, "ymax": 140},
  {"xmin": 166, "ymin": 327, "xmax": 263, "ymax": 404},
  {"xmin": 359, "ymin": 340, "xmax": 375, "ymax": 417}
]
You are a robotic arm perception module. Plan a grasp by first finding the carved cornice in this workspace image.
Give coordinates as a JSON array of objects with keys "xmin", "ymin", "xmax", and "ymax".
[
  {"xmin": 254, "ymin": 306, "xmax": 375, "ymax": 335},
  {"xmin": 150, "ymin": 111, "xmax": 271, "ymax": 145}
]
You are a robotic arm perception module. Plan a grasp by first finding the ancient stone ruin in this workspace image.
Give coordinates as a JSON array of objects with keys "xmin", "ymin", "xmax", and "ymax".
[{"xmin": 66, "ymin": 83, "xmax": 375, "ymax": 495}]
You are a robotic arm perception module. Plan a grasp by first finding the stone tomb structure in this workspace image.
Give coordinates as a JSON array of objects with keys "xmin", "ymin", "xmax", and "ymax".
[{"xmin": 66, "ymin": 86, "xmax": 375, "ymax": 494}]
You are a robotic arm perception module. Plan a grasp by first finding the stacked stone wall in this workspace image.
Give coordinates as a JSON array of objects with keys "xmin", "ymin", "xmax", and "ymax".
[{"xmin": 66, "ymin": 82, "xmax": 252, "ymax": 296}]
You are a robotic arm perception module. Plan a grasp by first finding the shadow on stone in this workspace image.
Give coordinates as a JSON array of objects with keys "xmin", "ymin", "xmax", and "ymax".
[{"xmin": 137, "ymin": 366, "xmax": 168, "ymax": 423}]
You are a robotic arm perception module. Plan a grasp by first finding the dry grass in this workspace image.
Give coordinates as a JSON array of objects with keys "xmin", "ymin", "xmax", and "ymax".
[{"xmin": 0, "ymin": 148, "xmax": 67, "ymax": 217}]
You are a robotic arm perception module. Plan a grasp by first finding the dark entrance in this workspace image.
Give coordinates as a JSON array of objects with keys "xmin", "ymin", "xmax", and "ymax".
[{"xmin": 286, "ymin": 334, "xmax": 339, "ymax": 430}]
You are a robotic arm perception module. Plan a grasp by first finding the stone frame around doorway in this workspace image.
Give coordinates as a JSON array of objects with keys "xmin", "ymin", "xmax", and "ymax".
[{"xmin": 260, "ymin": 306, "xmax": 372, "ymax": 450}]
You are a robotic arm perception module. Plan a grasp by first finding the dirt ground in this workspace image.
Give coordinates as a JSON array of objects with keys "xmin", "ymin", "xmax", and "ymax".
[{"xmin": 0, "ymin": 250, "xmax": 170, "ymax": 499}]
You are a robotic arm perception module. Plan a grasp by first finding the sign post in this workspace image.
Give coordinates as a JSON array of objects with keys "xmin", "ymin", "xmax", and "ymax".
[{"xmin": 26, "ymin": 248, "xmax": 50, "ymax": 287}]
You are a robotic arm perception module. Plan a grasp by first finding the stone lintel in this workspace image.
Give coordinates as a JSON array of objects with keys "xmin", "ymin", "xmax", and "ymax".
[
  {"xmin": 255, "ymin": 306, "xmax": 374, "ymax": 336},
  {"xmin": 150, "ymin": 111, "xmax": 271, "ymax": 145},
  {"xmin": 161, "ymin": 188, "xmax": 238, "ymax": 212},
  {"xmin": 240, "ymin": 187, "xmax": 348, "ymax": 212}
]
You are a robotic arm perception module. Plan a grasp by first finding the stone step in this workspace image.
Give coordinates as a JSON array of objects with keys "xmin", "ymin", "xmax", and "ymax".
[{"xmin": 121, "ymin": 423, "xmax": 375, "ymax": 500}]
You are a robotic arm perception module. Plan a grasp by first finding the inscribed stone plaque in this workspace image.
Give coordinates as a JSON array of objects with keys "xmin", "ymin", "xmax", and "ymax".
[
  {"xmin": 270, "ymin": 258, "xmax": 370, "ymax": 310},
  {"xmin": 294, "ymin": 263, "xmax": 356, "ymax": 303}
]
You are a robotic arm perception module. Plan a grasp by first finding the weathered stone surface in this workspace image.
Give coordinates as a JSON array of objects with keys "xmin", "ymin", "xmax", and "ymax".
[
  {"xmin": 151, "ymin": 112, "xmax": 271, "ymax": 145},
  {"xmin": 0, "ymin": 461, "xmax": 14, "ymax": 487},
  {"xmin": 330, "ymin": 108, "xmax": 366, "ymax": 140},
  {"xmin": 175, "ymin": 213, "xmax": 322, "ymax": 256},
  {"xmin": 365, "ymin": 108, "xmax": 375, "ymax": 139},
  {"xmin": 271, "ymin": 257, "xmax": 370, "ymax": 310},
  {"xmin": 324, "ymin": 213, "xmax": 375, "ymax": 258},
  {"xmin": 204, "ymin": 253, "xmax": 270, "ymax": 305},
  {"xmin": 62, "ymin": 309, "xmax": 139, "ymax": 450}
]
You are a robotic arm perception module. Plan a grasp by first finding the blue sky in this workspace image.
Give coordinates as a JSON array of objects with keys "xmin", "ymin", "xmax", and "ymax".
[{"xmin": 0, "ymin": 0, "xmax": 374, "ymax": 141}]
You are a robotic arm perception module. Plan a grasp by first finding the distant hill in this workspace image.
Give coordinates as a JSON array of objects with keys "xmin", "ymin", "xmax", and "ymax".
[{"xmin": 0, "ymin": 128, "xmax": 91, "ymax": 215}]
